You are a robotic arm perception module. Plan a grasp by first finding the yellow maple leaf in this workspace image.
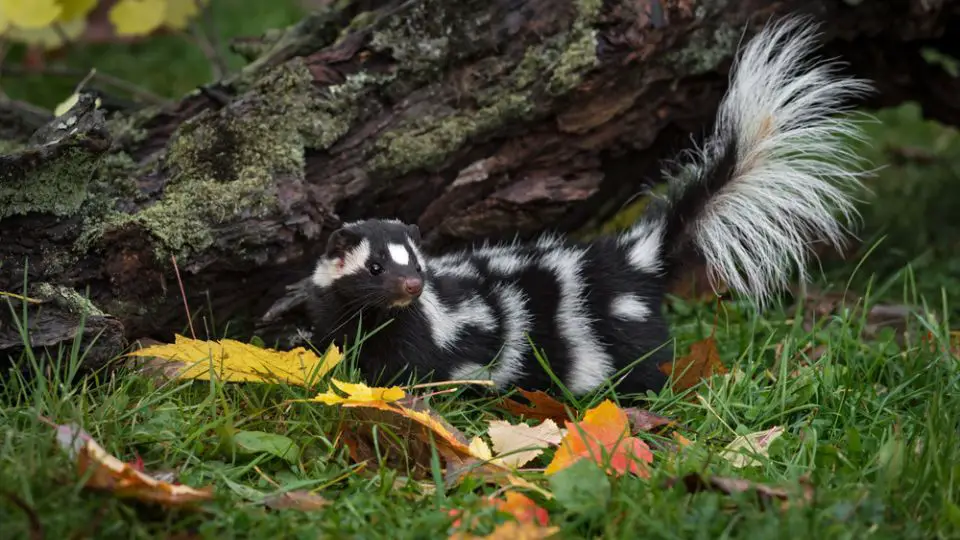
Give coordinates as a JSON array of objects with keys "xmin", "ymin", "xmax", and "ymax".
[
  {"xmin": 58, "ymin": 0, "xmax": 97, "ymax": 21},
  {"xmin": 2, "ymin": 15, "xmax": 85, "ymax": 48},
  {"xmin": 310, "ymin": 379, "xmax": 405, "ymax": 405},
  {"xmin": 108, "ymin": 0, "xmax": 165, "ymax": 36},
  {"xmin": 127, "ymin": 334, "xmax": 343, "ymax": 387},
  {"xmin": 0, "ymin": 0, "xmax": 62, "ymax": 28},
  {"xmin": 163, "ymin": 0, "xmax": 206, "ymax": 29}
]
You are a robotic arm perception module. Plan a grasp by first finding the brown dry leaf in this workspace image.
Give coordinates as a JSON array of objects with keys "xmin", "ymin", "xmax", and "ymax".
[
  {"xmin": 666, "ymin": 472, "xmax": 814, "ymax": 510},
  {"xmin": 53, "ymin": 423, "xmax": 213, "ymax": 505},
  {"xmin": 720, "ymin": 426, "xmax": 784, "ymax": 468},
  {"xmin": 659, "ymin": 336, "xmax": 728, "ymax": 392},
  {"xmin": 623, "ymin": 407, "xmax": 675, "ymax": 433},
  {"xmin": 314, "ymin": 389, "xmax": 506, "ymax": 482},
  {"xmin": 262, "ymin": 491, "xmax": 330, "ymax": 511},
  {"xmin": 127, "ymin": 334, "xmax": 342, "ymax": 388},
  {"xmin": 498, "ymin": 389, "xmax": 572, "ymax": 423},
  {"xmin": 485, "ymin": 419, "xmax": 565, "ymax": 468}
]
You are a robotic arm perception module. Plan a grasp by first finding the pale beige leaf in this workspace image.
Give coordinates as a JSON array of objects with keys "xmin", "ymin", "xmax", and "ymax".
[
  {"xmin": 721, "ymin": 426, "xmax": 784, "ymax": 468},
  {"xmin": 487, "ymin": 418, "xmax": 565, "ymax": 468}
]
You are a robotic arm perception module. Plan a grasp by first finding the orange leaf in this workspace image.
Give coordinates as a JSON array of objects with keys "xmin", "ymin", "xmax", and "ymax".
[
  {"xmin": 498, "ymin": 389, "xmax": 572, "ymax": 423},
  {"xmin": 544, "ymin": 400, "xmax": 653, "ymax": 477},
  {"xmin": 659, "ymin": 336, "xmax": 727, "ymax": 391},
  {"xmin": 493, "ymin": 492, "xmax": 549, "ymax": 526},
  {"xmin": 54, "ymin": 423, "xmax": 213, "ymax": 505}
]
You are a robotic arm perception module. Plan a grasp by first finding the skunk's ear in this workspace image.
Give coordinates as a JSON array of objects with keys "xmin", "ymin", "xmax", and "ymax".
[
  {"xmin": 325, "ymin": 228, "xmax": 362, "ymax": 257},
  {"xmin": 406, "ymin": 224, "xmax": 421, "ymax": 244}
]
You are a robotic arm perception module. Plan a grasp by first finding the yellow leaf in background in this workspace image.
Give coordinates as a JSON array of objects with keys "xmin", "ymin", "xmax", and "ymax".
[
  {"xmin": 0, "ymin": 0, "xmax": 62, "ymax": 28},
  {"xmin": 163, "ymin": 0, "xmax": 206, "ymax": 29},
  {"xmin": 310, "ymin": 379, "xmax": 405, "ymax": 405},
  {"xmin": 57, "ymin": 0, "xmax": 97, "ymax": 21},
  {"xmin": 2, "ymin": 15, "xmax": 85, "ymax": 48},
  {"xmin": 127, "ymin": 334, "xmax": 343, "ymax": 387},
  {"xmin": 108, "ymin": 0, "xmax": 165, "ymax": 36},
  {"xmin": 0, "ymin": 8, "xmax": 8, "ymax": 32}
]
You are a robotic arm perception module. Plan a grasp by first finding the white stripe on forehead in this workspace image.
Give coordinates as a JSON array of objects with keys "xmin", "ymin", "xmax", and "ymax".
[
  {"xmin": 387, "ymin": 243, "xmax": 410, "ymax": 265},
  {"xmin": 311, "ymin": 239, "xmax": 371, "ymax": 288}
]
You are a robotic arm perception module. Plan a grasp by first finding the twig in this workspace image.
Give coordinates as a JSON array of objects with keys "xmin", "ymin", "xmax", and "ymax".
[
  {"xmin": 170, "ymin": 255, "xmax": 197, "ymax": 339},
  {"xmin": 406, "ymin": 379, "xmax": 496, "ymax": 390},
  {"xmin": 0, "ymin": 64, "xmax": 171, "ymax": 106},
  {"xmin": 190, "ymin": 0, "xmax": 229, "ymax": 79}
]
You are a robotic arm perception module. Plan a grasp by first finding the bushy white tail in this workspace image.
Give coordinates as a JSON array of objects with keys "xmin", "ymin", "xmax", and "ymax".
[{"xmin": 649, "ymin": 16, "xmax": 873, "ymax": 305}]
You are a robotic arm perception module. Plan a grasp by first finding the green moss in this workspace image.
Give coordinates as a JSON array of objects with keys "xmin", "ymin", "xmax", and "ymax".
[
  {"xmin": 546, "ymin": 27, "xmax": 599, "ymax": 95},
  {"xmin": 0, "ymin": 140, "xmax": 25, "ymax": 154},
  {"xmin": 663, "ymin": 24, "xmax": 741, "ymax": 75},
  {"xmin": 79, "ymin": 59, "xmax": 383, "ymax": 260},
  {"xmin": 0, "ymin": 147, "xmax": 99, "ymax": 220},
  {"xmin": 368, "ymin": 1, "xmax": 600, "ymax": 177},
  {"xmin": 32, "ymin": 283, "xmax": 106, "ymax": 317},
  {"xmin": 370, "ymin": 93, "xmax": 534, "ymax": 175}
]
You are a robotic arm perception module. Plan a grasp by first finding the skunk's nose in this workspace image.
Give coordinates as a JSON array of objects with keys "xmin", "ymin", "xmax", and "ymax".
[{"xmin": 403, "ymin": 277, "xmax": 423, "ymax": 296}]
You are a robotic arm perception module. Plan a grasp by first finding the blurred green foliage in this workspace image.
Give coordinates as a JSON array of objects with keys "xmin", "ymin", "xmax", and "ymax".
[{"xmin": 0, "ymin": 0, "xmax": 307, "ymax": 109}]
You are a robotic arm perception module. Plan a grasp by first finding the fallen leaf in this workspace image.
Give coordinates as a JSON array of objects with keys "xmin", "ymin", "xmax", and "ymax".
[
  {"xmin": 545, "ymin": 400, "xmax": 653, "ymax": 477},
  {"xmin": 234, "ymin": 431, "xmax": 300, "ymax": 464},
  {"xmin": 493, "ymin": 492, "xmax": 550, "ymax": 526},
  {"xmin": 659, "ymin": 336, "xmax": 728, "ymax": 391},
  {"xmin": 261, "ymin": 490, "xmax": 330, "ymax": 511},
  {"xmin": 448, "ymin": 493, "xmax": 556, "ymax": 540},
  {"xmin": 127, "ymin": 334, "xmax": 342, "ymax": 388},
  {"xmin": 623, "ymin": 407, "xmax": 674, "ymax": 433},
  {"xmin": 485, "ymin": 419, "xmax": 565, "ymax": 468},
  {"xmin": 720, "ymin": 426, "xmax": 784, "ymax": 468},
  {"xmin": 311, "ymin": 389, "xmax": 478, "ymax": 480},
  {"xmin": 52, "ymin": 423, "xmax": 213, "ymax": 505},
  {"xmin": 666, "ymin": 472, "xmax": 814, "ymax": 510},
  {"xmin": 672, "ymin": 432, "xmax": 693, "ymax": 447},
  {"xmin": 310, "ymin": 378, "xmax": 405, "ymax": 405},
  {"xmin": 451, "ymin": 521, "xmax": 559, "ymax": 540},
  {"xmin": 498, "ymin": 390, "xmax": 571, "ymax": 423}
]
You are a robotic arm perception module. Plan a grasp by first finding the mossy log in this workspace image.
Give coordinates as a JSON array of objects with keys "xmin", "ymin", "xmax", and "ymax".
[{"xmin": 1, "ymin": 0, "xmax": 959, "ymax": 366}]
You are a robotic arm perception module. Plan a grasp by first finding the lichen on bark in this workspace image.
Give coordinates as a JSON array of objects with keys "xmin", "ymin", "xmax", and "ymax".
[{"xmin": 366, "ymin": 0, "xmax": 602, "ymax": 177}]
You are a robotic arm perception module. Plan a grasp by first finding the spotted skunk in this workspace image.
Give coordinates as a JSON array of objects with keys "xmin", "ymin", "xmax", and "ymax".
[{"xmin": 306, "ymin": 17, "xmax": 871, "ymax": 397}]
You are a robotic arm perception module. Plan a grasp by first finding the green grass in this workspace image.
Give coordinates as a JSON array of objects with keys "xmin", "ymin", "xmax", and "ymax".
[{"xmin": 2, "ymin": 267, "xmax": 959, "ymax": 539}]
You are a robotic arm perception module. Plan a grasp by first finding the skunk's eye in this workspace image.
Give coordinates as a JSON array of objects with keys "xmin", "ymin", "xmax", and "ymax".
[
  {"xmin": 369, "ymin": 262, "xmax": 384, "ymax": 275},
  {"xmin": 415, "ymin": 265, "xmax": 422, "ymax": 273}
]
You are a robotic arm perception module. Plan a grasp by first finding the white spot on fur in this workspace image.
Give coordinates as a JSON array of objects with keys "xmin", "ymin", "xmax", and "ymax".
[
  {"xmin": 539, "ymin": 248, "xmax": 614, "ymax": 395},
  {"xmin": 311, "ymin": 239, "xmax": 371, "ymax": 288},
  {"xmin": 668, "ymin": 17, "xmax": 871, "ymax": 306},
  {"xmin": 611, "ymin": 294, "xmax": 652, "ymax": 321},
  {"xmin": 388, "ymin": 243, "xmax": 410, "ymax": 265},
  {"xmin": 624, "ymin": 221, "xmax": 664, "ymax": 273},
  {"xmin": 418, "ymin": 286, "xmax": 496, "ymax": 350}
]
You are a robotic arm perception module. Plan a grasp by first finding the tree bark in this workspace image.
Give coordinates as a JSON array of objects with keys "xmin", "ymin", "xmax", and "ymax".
[{"xmin": 1, "ymin": 0, "xmax": 958, "ymax": 366}]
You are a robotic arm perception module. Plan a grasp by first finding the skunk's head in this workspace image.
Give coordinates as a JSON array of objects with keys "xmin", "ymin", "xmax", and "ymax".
[{"xmin": 311, "ymin": 219, "xmax": 427, "ymax": 311}]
